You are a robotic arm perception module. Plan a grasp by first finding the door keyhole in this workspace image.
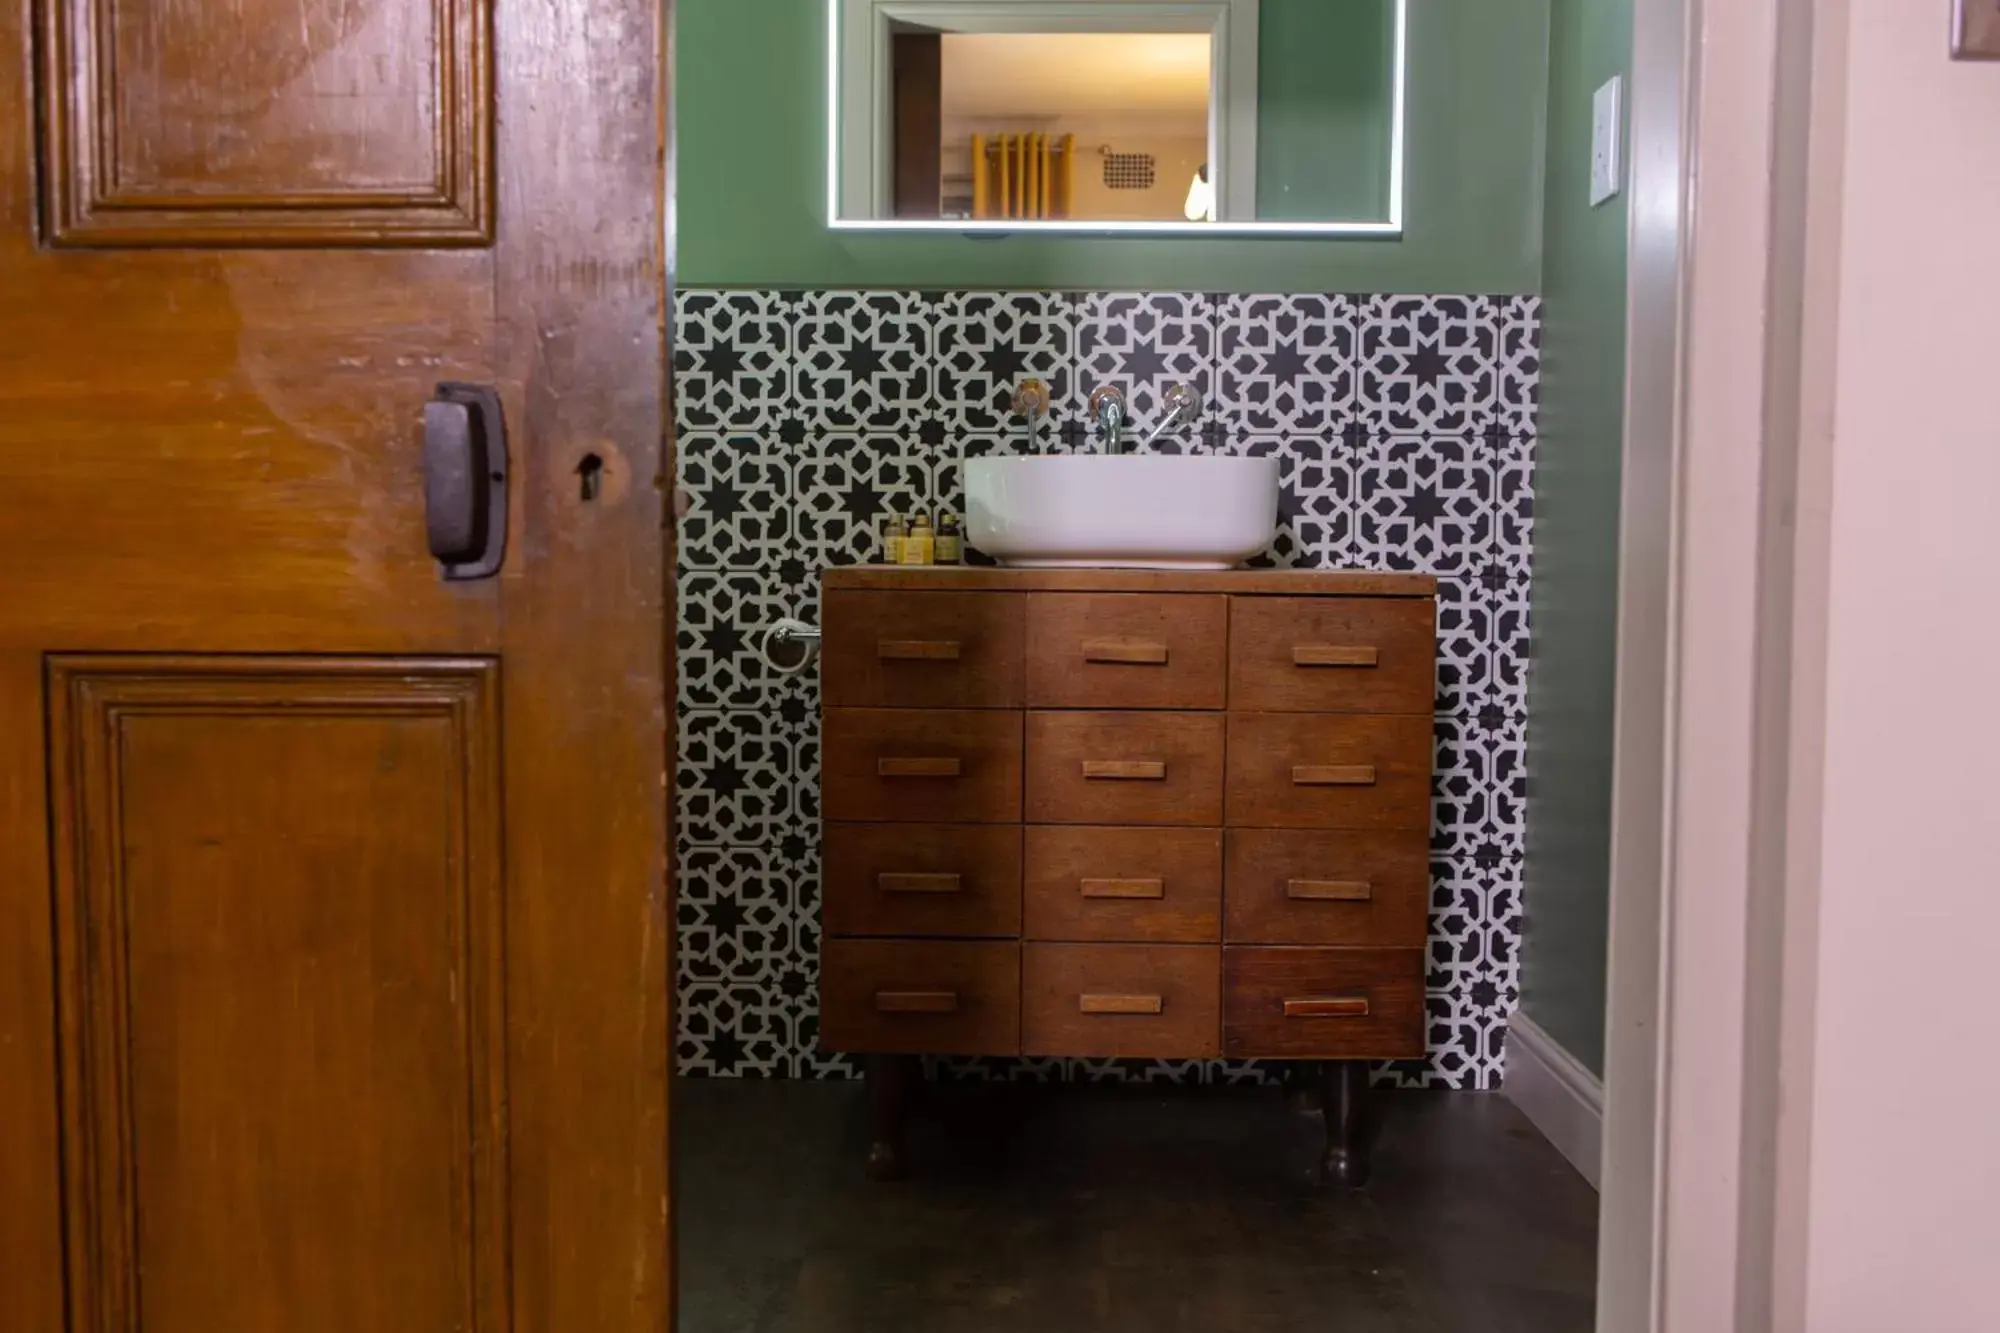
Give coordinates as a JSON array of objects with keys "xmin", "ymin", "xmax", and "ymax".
[{"xmin": 577, "ymin": 452, "xmax": 604, "ymax": 502}]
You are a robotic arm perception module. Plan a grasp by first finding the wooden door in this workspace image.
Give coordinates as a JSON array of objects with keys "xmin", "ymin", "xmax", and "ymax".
[
  {"xmin": 893, "ymin": 32, "xmax": 943, "ymax": 218},
  {"xmin": 0, "ymin": 5, "xmax": 669, "ymax": 1333}
]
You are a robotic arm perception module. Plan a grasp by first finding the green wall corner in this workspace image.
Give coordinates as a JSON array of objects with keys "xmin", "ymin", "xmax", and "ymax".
[{"xmin": 1519, "ymin": 0, "xmax": 1633, "ymax": 1078}]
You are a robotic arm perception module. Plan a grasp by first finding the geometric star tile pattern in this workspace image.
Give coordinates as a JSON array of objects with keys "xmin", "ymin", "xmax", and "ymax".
[{"xmin": 673, "ymin": 289, "xmax": 1541, "ymax": 1089}]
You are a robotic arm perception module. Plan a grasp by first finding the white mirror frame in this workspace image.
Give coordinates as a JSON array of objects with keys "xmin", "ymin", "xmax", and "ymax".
[{"xmin": 827, "ymin": 0, "xmax": 1406, "ymax": 236}]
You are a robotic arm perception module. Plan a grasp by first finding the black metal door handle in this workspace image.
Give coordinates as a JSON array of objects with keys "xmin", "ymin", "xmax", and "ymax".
[{"xmin": 423, "ymin": 382, "xmax": 509, "ymax": 580}]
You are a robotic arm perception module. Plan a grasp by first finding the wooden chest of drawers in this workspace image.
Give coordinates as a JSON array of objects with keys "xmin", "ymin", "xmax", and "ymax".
[{"xmin": 816, "ymin": 567, "xmax": 1437, "ymax": 1184}]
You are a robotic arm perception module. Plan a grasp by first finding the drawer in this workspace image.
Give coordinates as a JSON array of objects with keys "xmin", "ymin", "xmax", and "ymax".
[
  {"xmin": 820, "ymin": 939, "xmax": 1020, "ymax": 1056},
  {"xmin": 1023, "ymin": 944, "xmax": 1220, "ymax": 1058},
  {"xmin": 1225, "ymin": 713, "xmax": 1432, "ymax": 830},
  {"xmin": 1026, "ymin": 593, "xmax": 1227, "ymax": 710},
  {"xmin": 1224, "ymin": 828, "xmax": 1429, "ymax": 946},
  {"xmin": 822, "ymin": 589, "xmax": 1025, "ymax": 708},
  {"xmin": 824, "ymin": 823, "xmax": 1023, "ymax": 939},
  {"xmin": 1024, "ymin": 826, "xmax": 1222, "ymax": 944},
  {"xmin": 1229, "ymin": 597, "xmax": 1436, "ymax": 714},
  {"xmin": 1025, "ymin": 711, "xmax": 1224, "ymax": 826},
  {"xmin": 1222, "ymin": 947, "xmax": 1423, "ymax": 1059},
  {"xmin": 822, "ymin": 709, "xmax": 1023, "ymax": 823}
]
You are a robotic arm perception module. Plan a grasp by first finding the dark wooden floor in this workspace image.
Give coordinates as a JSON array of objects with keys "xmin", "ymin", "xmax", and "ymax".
[{"xmin": 675, "ymin": 1078, "xmax": 1597, "ymax": 1333}]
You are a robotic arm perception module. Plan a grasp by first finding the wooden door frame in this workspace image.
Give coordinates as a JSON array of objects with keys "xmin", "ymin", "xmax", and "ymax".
[
  {"xmin": 490, "ymin": 0, "xmax": 675, "ymax": 1324},
  {"xmin": 1599, "ymin": 0, "xmax": 1838, "ymax": 1328},
  {"xmin": 653, "ymin": 0, "xmax": 1859, "ymax": 1326}
]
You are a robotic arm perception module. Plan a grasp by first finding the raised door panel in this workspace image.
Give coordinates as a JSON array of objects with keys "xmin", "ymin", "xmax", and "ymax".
[
  {"xmin": 39, "ymin": 0, "xmax": 493, "ymax": 245},
  {"xmin": 47, "ymin": 657, "xmax": 507, "ymax": 1333}
]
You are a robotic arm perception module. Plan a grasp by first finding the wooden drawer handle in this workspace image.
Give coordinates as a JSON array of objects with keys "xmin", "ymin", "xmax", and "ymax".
[
  {"xmin": 875, "ymin": 990, "xmax": 959, "ymax": 1014},
  {"xmin": 878, "ymin": 639, "xmax": 962, "ymax": 662},
  {"xmin": 1293, "ymin": 645, "xmax": 1381, "ymax": 668},
  {"xmin": 1082, "ymin": 760, "xmax": 1167, "ymax": 781},
  {"xmin": 1080, "ymin": 993, "xmax": 1165, "ymax": 1016},
  {"xmin": 877, "ymin": 757, "xmax": 963, "ymax": 779},
  {"xmin": 1080, "ymin": 877, "xmax": 1166, "ymax": 900},
  {"xmin": 1284, "ymin": 997, "xmax": 1371, "ymax": 1019},
  {"xmin": 1292, "ymin": 764, "xmax": 1377, "ymax": 787},
  {"xmin": 1287, "ymin": 878, "xmax": 1374, "ymax": 902},
  {"xmin": 878, "ymin": 872, "xmax": 962, "ymax": 895},
  {"xmin": 1082, "ymin": 638, "xmax": 1170, "ymax": 666}
]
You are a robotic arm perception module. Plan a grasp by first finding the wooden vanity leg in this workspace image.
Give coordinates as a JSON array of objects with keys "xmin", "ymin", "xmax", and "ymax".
[
  {"xmin": 1320, "ymin": 1059, "xmax": 1372, "ymax": 1188},
  {"xmin": 865, "ymin": 1054, "xmax": 915, "ymax": 1182}
]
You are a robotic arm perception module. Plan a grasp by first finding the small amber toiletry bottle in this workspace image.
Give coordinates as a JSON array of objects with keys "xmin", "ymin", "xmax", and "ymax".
[
  {"xmin": 902, "ymin": 513, "xmax": 935, "ymax": 565},
  {"xmin": 935, "ymin": 511, "xmax": 964, "ymax": 565},
  {"xmin": 881, "ymin": 516, "xmax": 908, "ymax": 565}
]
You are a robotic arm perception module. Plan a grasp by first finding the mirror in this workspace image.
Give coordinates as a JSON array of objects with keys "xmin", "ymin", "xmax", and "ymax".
[{"xmin": 830, "ymin": 0, "xmax": 1405, "ymax": 235}]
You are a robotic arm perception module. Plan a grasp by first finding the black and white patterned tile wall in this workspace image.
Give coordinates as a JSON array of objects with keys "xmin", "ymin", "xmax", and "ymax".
[{"xmin": 673, "ymin": 289, "xmax": 1539, "ymax": 1090}]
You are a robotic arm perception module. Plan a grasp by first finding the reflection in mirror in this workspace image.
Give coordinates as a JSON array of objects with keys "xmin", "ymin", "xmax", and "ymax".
[
  {"xmin": 831, "ymin": 0, "xmax": 1405, "ymax": 235},
  {"xmin": 941, "ymin": 32, "xmax": 1214, "ymax": 223}
]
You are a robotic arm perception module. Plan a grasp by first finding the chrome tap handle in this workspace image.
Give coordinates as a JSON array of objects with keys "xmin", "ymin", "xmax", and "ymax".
[
  {"xmin": 1133, "ymin": 383, "xmax": 1206, "ymax": 452},
  {"xmin": 1089, "ymin": 385, "xmax": 1129, "ymax": 452},
  {"xmin": 1011, "ymin": 378, "xmax": 1052, "ymax": 420},
  {"xmin": 1162, "ymin": 382, "xmax": 1203, "ymax": 425}
]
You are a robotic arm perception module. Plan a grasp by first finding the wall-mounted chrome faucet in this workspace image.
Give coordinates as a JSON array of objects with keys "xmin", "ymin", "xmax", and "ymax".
[
  {"xmin": 1088, "ymin": 385, "xmax": 1131, "ymax": 451},
  {"xmin": 1088, "ymin": 383, "xmax": 1203, "ymax": 454}
]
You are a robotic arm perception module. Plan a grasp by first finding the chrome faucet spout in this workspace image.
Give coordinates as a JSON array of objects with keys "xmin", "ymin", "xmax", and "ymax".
[
  {"xmin": 1088, "ymin": 385, "xmax": 1130, "ymax": 454},
  {"xmin": 1088, "ymin": 383, "xmax": 1203, "ymax": 454}
]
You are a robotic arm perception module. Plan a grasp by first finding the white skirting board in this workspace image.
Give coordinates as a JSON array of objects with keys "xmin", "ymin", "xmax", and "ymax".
[{"xmin": 1502, "ymin": 1011, "xmax": 1604, "ymax": 1190}]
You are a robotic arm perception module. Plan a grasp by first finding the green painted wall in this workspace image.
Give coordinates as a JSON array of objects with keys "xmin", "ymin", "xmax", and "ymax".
[
  {"xmin": 1256, "ymin": 0, "xmax": 1395, "ymax": 222},
  {"xmin": 1520, "ymin": 0, "xmax": 1631, "ymax": 1077},
  {"xmin": 674, "ymin": 0, "xmax": 1550, "ymax": 292}
]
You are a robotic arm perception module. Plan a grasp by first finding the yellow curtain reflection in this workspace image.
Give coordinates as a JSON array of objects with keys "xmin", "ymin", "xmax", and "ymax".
[{"xmin": 970, "ymin": 132, "xmax": 1074, "ymax": 220}]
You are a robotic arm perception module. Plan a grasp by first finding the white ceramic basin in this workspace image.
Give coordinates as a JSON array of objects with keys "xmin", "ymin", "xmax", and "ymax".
[{"xmin": 963, "ymin": 454, "xmax": 1280, "ymax": 569}]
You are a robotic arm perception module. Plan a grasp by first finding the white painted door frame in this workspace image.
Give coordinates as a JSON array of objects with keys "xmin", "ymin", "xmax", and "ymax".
[{"xmin": 1600, "ymin": 0, "xmax": 1833, "ymax": 1328}]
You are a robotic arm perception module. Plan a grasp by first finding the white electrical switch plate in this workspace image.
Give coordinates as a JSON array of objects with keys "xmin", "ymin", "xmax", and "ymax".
[{"xmin": 1590, "ymin": 76, "xmax": 1623, "ymax": 207}]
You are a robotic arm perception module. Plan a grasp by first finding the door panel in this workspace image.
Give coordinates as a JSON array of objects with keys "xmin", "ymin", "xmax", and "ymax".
[
  {"xmin": 48, "ymin": 658, "xmax": 507, "ymax": 1333},
  {"xmin": 39, "ymin": 0, "xmax": 494, "ymax": 245},
  {"xmin": 0, "ymin": 250, "xmax": 500, "ymax": 648}
]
